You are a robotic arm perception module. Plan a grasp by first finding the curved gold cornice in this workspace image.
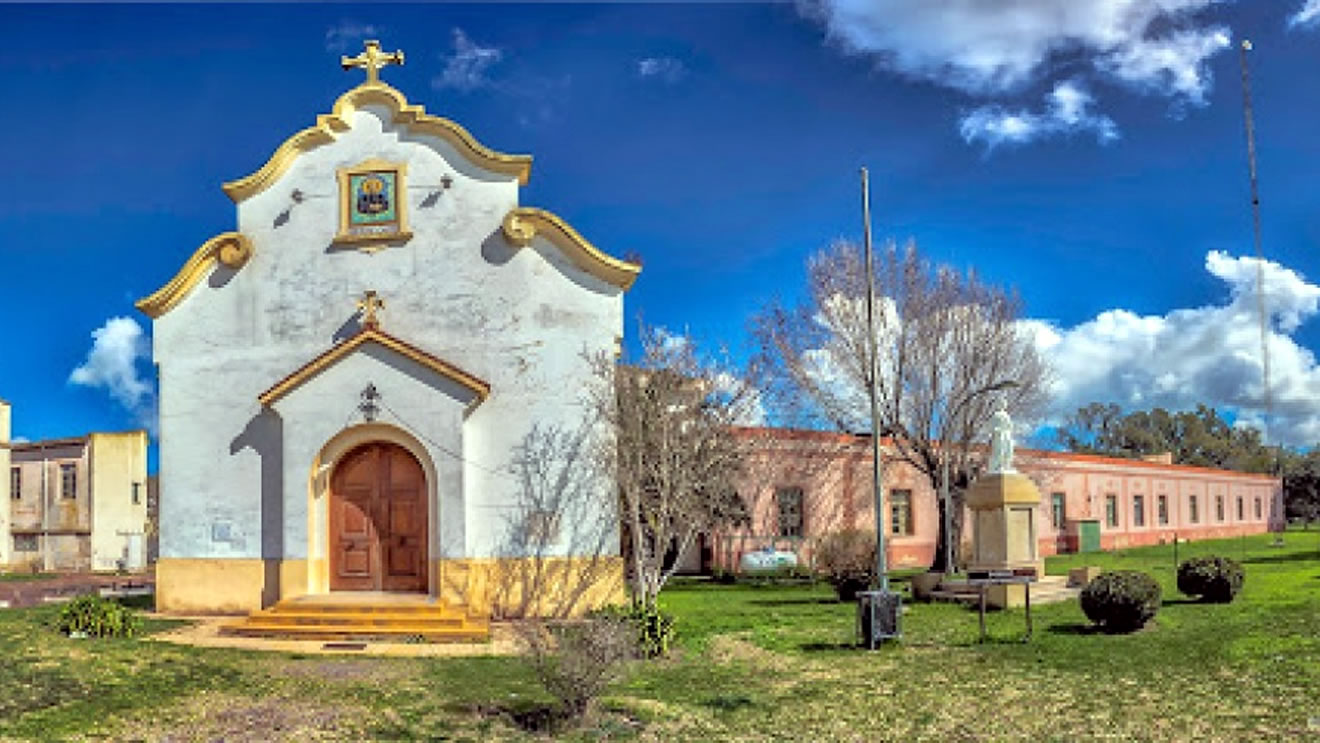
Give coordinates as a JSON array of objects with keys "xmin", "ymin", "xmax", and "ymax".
[
  {"xmin": 222, "ymin": 82, "xmax": 533, "ymax": 202},
  {"xmin": 135, "ymin": 232, "xmax": 253, "ymax": 319},
  {"xmin": 501, "ymin": 207, "xmax": 642, "ymax": 291}
]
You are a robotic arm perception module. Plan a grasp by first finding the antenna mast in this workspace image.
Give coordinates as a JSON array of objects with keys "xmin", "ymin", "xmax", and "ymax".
[{"xmin": 1239, "ymin": 39, "xmax": 1272, "ymax": 455}]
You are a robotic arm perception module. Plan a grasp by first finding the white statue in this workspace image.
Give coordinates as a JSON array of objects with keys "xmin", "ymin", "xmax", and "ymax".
[{"xmin": 987, "ymin": 409, "xmax": 1016, "ymax": 474}]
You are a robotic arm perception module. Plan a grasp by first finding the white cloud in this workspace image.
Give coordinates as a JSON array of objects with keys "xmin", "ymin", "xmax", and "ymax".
[
  {"xmin": 68, "ymin": 317, "xmax": 156, "ymax": 433},
  {"xmin": 637, "ymin": 57, "xmax": 687, "ymax": 84},
  {"xmin": 325, "ymin": 21, "xmax": 380, "ymax": 53},
  {"xmin": 1290, "ymin": 0, "xmax": 1320, "ymax": 28},
  {"xmin": 433, "ymin": 28, "xmax": 503, "ymax": 92},
  {"xmin": 1024, "ymin": 251, "xmax": 1320, "ymax": 447},
  {"xmin": 801, "ymin": 0, "xmax": 1228, "ymax": 97},
  {"xmin": 1097, "ymin": 27, "xmax": 1230, "ymax": 103},
  {"xmin": 801, "ymin": 0, "xmax": 1232, "ymax": 147},
  {"xmin": 961, "ymin": 80, "xmax": 1119, "ymax": 149},
  {"xmin": 11, "ymin": 436, "xmax": 29, "ymax": 444}
]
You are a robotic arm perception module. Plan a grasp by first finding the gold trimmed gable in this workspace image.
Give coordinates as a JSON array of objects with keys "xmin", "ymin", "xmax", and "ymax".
[
  {"xmin": 501, "ymin": 207, "xmax": 642, "ymax": 290},
  {"xmin": 258, "ymin": 328, "xmax": 491, "ymax": 407},
  {"xmin": 222, "ymin": 82, "xmax": 532, "ymax": 203},
  {"xmin": 135, "ymin": 232, "xmax": 253, "ymax": 319}
]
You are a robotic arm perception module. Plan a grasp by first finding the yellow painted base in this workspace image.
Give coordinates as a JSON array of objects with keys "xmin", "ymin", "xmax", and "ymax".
[
  {"xmin": 157, "ymin": 556, "xmax": 625, "ymax": 618},
  {"xmin": 156, "ymin": 558, "xmax": 309, "ymax": 615},
  {"xmin": 438, "ymin": 556, "xmax": 626, "ymax": 619}
]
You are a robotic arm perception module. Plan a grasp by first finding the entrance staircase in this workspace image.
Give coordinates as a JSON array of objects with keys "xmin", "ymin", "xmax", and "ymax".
[
  {"xmin": 928, "ymin": 575, "xmax": 1079, "ymax": 605},
  {"xmin": 220, "ymin": 593, "xmax": 489, "ymax": 643}
]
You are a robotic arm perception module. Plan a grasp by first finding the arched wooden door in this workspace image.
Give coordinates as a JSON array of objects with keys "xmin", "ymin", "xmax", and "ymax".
[{"xmin": 329, "ymin": 442, "xmax": 428, "ymax": 592}]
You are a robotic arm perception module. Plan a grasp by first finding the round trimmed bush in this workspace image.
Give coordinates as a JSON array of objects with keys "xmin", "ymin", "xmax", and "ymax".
[
  {"xmin": 1177, "ymin": 556, "xmax": 1244, "ymax": 603},
  {"xmin": 814, "ymin": 529, "xmax": 876, "ymax": 602},
  {"xmin": 1079, "ymin": 570, "xmax": 1161, "ymax": 633}
]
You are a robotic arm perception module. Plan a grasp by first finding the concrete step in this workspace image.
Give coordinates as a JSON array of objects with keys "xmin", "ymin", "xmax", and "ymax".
[
  {"xmin": 219, "ymin": 593, "xmax": 490, "ymax": 643},
  {"xmin": 243, "ymin": 611, "xmax": 468, "ymax": 629},
  {"xmin": 221, "ymin": 622, "xmax": 489, "ymax": 643}
]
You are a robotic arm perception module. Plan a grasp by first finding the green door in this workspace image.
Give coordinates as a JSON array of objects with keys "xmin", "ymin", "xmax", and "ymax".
[{"xmin": 1078, "ymin": 520, "xmax": 1101, "ymax": 553}]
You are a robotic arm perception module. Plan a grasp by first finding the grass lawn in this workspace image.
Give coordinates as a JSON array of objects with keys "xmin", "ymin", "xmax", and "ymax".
[{"xmin": 1, "ymin": 530, "xmax": 1318, "ymax": 741}]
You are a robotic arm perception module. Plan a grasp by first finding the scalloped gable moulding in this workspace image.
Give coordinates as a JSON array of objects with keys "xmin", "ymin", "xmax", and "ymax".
[
  {"xmin": 135, "ymin": 232, "xmax": 253, "ymax": 319},
  {"xmin": 221, "ymin": 82, "xmax": 533, "ymax": 204},
  {"xmin": 501, "ymin": 207, "xmax": 642, "ymax": 290}
]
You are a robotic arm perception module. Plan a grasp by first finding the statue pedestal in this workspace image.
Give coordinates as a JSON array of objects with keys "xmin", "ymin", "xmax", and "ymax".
[{"xmin": 966, "ymin": 472, "xmax": 1043, "ymax": 608}]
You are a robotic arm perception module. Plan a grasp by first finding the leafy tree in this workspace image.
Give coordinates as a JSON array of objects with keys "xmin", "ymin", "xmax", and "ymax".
[{"xmin": 1056, "ymin": 403, "xmax": 1276, "ymax": 474}]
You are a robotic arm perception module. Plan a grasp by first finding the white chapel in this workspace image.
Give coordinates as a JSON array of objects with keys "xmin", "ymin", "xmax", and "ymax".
[{"xmin": 137, "ymin": 42, "xmax": 638, "ymax": 617}]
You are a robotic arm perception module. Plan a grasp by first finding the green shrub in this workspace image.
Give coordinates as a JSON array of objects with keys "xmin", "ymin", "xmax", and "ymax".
[
  {"xmin": 589, "ymin": 600, "xmax": 676, "ymax": 659},
  {"xmin": 1177, "ymin": 556, "xmax": 1245, "ymax": 603},
  {"xmin": 56, "ymin": 594, "xmax": 142, "ymax": 638},
  {"xmin": 814, "ymin": 530, "xmax": 876, "ymax": 602},
  {"xmin": 1079, "ymin": 570, "xmax": 1161, "ymax": 633}
]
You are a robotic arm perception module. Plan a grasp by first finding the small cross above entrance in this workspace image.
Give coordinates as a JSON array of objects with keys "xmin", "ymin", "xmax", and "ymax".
[
  {"xmin": 341, "ymin": 40, "xmax": 405, "ymax": 85},
  {"xmin": 357, "ymin": 290, "xmax": 385, "ymax": 329}
]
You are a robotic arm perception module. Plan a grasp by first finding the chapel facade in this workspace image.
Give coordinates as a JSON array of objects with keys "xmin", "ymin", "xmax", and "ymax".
[{"xmin": 138, "ymin": 43, "xmax": 637, "ymax": 615}]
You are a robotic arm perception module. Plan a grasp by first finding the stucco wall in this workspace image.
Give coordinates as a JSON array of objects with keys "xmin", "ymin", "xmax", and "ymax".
[
  {"xmin": 88, "ymin": 432, "xmax": 149, "ymax": 571},
  {"xmin": 0, "ymin": 401, "xmax": 10, "ymax": 568},
  {"xmin": 722, "ymin": 429, "xmax": 1283, "ymax": 572},
  {"xmin": 151, "ymin": 93, "xmax": 624, "ymax": 581}
]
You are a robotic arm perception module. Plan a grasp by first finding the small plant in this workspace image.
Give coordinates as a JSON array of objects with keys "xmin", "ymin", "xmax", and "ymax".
[
  {"xmin": 518, "ymin": 615, "xmax": 637, "ymax": 726},
  {"xmin": 56, "ymin": 593, "xmax": 143, "ymax": 638},
  {"xmin": 1079, "ymin": 570, "xmax": 1161, "ymax": 633},
  {"xmin": 589, "ymin": 600, "xmax": 676, "ymax": 659},
  {"xmin": 1177, "ymin": 556, "xmax": 1245, "ymax": 603},
  {"xmin": 814, "ymin": 529, "xmax": 876, "ymax": 602}
]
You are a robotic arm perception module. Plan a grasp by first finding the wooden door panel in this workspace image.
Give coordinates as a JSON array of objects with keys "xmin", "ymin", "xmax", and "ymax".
[{"xmin": 330, "ymin": 442, "xmax": 427, "ymax": 593}]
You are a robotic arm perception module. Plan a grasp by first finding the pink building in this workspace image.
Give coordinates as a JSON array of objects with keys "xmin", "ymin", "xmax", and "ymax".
[{"xmin": 707, "ymin": 428, "xmax": 1284, "ymax": 574}]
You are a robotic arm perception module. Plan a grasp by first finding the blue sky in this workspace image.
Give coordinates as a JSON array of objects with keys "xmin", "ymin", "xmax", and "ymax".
[{"xmin": 3, "ymin": 1, "xmax": 1320, "ymax": 455}]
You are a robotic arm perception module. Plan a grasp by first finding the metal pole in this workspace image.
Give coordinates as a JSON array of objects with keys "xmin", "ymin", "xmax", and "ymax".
[
  {"xmin": 942, "ymin": 456, "xmax": 952, "ymax": 576},
  {"xmin": 861, "ymin": 166, "xmax": 888, "ymax": 592}
]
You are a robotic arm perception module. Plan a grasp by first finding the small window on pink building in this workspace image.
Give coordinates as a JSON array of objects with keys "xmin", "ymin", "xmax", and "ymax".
[
  {"xmin": 1158, "ymin": 495, "xmax": 1168, "ymax": 526},
  {"xmin": 1189, "ymin": 495, "xmax": 1199, "ymax": 524},
  {"xmin": 1216, "ymin": 496, "xmax": 1225, "ymax": 522},
  {"xmin": 1237, "ymin": 497, "xmax": 1244, "ymax": 521},
  {"xmin": 776, "ymin": 487, "xmax": 804, "ymax": 538},
  {"xmin": 890, "ymin": 490, "xmax": 913, "ymax": 536},
  {"xmin": 1255, "ymin": 497, "xmax": 1262, "ymax": 520},
  {"xmin": 1133, "ymin": 495, "xmax": 1145, "ymax": 527}
]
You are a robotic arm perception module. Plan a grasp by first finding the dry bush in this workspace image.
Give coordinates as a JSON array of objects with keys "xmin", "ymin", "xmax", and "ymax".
[{"xmin": 517, "ymin": 614, "xmax": 637, "ymax": 725}]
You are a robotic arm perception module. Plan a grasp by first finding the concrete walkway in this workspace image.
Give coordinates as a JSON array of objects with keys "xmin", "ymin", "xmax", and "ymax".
[{"xmin": 147, "ymin": 614, "xmax": 523, "ymax": 657}]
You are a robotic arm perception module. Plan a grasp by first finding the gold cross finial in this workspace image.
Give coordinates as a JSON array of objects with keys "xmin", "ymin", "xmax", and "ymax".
[
  {"xmin": 341, "ymin": 40, "xmax": 405, "ymax": 84},
  {"xmin": 357, "ymin": 290, "xmax": 385, "ymax": 329}
]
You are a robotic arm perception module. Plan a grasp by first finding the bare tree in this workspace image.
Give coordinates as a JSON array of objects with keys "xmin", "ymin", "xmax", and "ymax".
[
  {"xmin": 490, "ymin": 422, "xmax": 621, "ymax": 620},
  {"xmin": 752, "ymin": 239, "xmax": 1050, "ymax": 572},
  {"xmin": 588, "ymin": 327, "xmax": 755, "ymax": 608}
]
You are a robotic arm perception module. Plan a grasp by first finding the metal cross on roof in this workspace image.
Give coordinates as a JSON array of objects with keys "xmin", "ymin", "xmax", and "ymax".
[
  {"xmin": 341, "ymin": 40, "xmax": 404, "ymax": 85},
  {"xmin": 357, "ymin": 290, "xmax": 385, "ymax": 329}
]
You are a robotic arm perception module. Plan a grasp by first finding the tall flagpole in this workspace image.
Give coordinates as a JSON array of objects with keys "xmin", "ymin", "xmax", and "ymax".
[{"xmin": 861, "ymin": 167, "xmax": 888, "ymax": 592}]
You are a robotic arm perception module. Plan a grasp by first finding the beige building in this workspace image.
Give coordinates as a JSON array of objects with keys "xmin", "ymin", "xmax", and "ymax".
[{"xmin": 2, "ymin": 400, "xmax": 149, "ymax": 573}]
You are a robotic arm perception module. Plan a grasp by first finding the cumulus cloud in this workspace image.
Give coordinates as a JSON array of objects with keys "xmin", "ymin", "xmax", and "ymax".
[
  {"xmin": 1290, "ymin": 0, "xmax": 1320, "ymax": 28},
  {"xmin": 1024, "ymin": 251, "xmax": 1320, "ymax": 447},
  {"xmin": 68, "ymin": 317, "xmax": 156, "ymax": 433},
  {"xmin": 961, "ymin": 79, "xmax": 1119, "ymax": 149},
  {"xmin": 324, "ymin": 21, "xmax": 381, "ymax": 52},
  {"xmin": 433, "ymin": 28, "xmax": 503, "ymax": 91},
  {"xmin": 801, "ymin": 0, "xmax": 1232, "ymax": 147},
  {"xmin": 1097, "ymin": 27, "xmax": 1230, "ymax": 104},
  {"xmin": 637, "ymin": 56, "xmax": 687, "ymax": 84}
]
